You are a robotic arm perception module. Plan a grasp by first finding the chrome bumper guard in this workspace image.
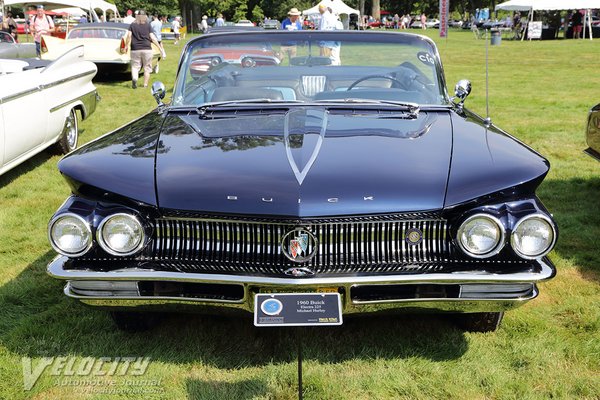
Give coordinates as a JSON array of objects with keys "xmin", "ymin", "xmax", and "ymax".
[{"xmin": 48, "ymin": 256, "xmax": 556, "ymax": 314}]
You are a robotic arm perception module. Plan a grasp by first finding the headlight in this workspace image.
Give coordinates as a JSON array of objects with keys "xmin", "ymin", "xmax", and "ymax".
[
  {"xmin": 457, "ymin": 214, "xmax": 505, "ymax": 258},
  {"xmin": 48, "ymin": 214, "xmax": 92, "ymax": 257},
  {"xmin": 511, "ymin": 214, "xmax": 556, "ymax": 259},
  {"xmin": 97, "ymin": 213, "xmax": 145, "ymax": 256}
]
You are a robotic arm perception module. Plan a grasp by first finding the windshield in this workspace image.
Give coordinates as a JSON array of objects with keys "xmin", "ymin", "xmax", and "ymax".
[
  {"xmin": 68, "ymin": 28, "xmax": 127, "ymax": 40},
  {"xmin": 172, "ymin": 31, "xmax": 448, "ymax": 107}
]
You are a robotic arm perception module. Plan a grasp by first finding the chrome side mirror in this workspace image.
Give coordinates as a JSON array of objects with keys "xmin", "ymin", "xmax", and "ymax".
[
  {"xmin": 454, "ymin": 79, "xmax": 471, "ymax": 106},
  {"xmin": 151, "ymin": 81, "xmax": 166, "ymax": 105}
]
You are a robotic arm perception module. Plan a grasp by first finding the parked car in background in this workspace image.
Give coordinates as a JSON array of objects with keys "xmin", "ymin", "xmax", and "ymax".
[
  {"xmin": 14, "ymin": 18, "xmax": 28, "ymax": 35},
  {"xmin": 262, "ymin": 19, "xmax": 280, "ymax": 29},
  {"xmin": 188, "ymin": 40, "xmax": 279, "ymax": 77},
  {"xmin": 47, "ymin": 31, "xmax": 557, "ymax": 333},
  {"xmin": 161, "ymin": 20, "xmax": 187, "ymax": 40},
  {"xmin": 0, "ymin": 31, "xmax": 36, "ymax": 58},
  {"xmin": 449, "ymin": 19, "xmax": 464, "ymax": 28},
  {"xmin": 585, "ymin": 103, "xmax": 600, "ymax": 161},
  {"xmin": 0, "ymin": 46, "xmax": 98, "ymax": 175},
  {"xmin": 40, "ymin": 22, "xmax": 162, "ymax": 74},
  {"xmin": 411, "ymin": 18, "xmax": 440, "ymax": 29},
  {"xmin": 235, "ymin": 19, "xmax": 255, "ymax": 27}
]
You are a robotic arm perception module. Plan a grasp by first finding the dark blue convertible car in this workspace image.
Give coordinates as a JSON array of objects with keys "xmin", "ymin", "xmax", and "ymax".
[{"xmin": 47, "ymin": 31, "xmax": 557, "ymax": 332}]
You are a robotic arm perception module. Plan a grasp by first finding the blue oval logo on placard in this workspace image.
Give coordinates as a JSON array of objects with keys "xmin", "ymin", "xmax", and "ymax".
[{"xmin": 261, "ymin": 298, "xmax": 283, "ymax": 316}]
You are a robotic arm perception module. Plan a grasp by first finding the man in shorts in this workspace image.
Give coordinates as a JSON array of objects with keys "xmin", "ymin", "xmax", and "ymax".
[{"xmin": 172, "ymin": 16, "xmax": 181, "ymax": 45}]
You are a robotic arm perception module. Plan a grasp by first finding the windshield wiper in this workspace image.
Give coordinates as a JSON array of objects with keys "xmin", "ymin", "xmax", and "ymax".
[
  {"xmin": 315, "ymin": 98, "xmax": 420, "ymax": 117},
  {"xmin": 197, "ymin": 98, "xmax": 303, "ymax": 114}
]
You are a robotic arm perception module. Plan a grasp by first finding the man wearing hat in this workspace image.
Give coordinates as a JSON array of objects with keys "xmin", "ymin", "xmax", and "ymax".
[
  {"xmin": 279, "ymin": 8, "xmax": 302, "ymax": 64},
  {"xmin": 123, "ymin": 9, "xmax": 135, "ymax": 24},
  {"xmin": 31, "ymin": 5, "xmax": 54, "ymax": 57}
]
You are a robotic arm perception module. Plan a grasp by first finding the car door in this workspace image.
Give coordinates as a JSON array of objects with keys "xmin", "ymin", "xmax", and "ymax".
[
  {"xmin": 0, "ymin": 65, "xmax": 47, "ymax": 168},
  {"xmin": 0, "ymin": 101, "xmax": 5, "ymax": 170},
  {"xmin": 0, "ymin": 32, "xmax": 18, "ymax": 58}
]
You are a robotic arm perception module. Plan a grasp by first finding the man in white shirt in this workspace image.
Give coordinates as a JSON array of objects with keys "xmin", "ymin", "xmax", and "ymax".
[
  {"xmin": 318, "ymin": 4, "xmax": 337, "ymax": 31},
  {"xmin": 317, "ymin": 4, "xmax": 340, "ymax": 64},
  {"xmin": 123, "ymin": 9, "xmax": 135, "ymax": 24},
  {"xmin": 172, "ymin": 17, "xmax": 181, "ymax": 45}
]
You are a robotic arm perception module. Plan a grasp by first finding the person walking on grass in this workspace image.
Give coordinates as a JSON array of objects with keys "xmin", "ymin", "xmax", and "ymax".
[
  {"xmin": 126, "ymin": 11, "xmax": 160, "ymax": 89},
  {"xmin": 172, "ymin": 16, "xmax": 181, "ymax": 45},
  {"xmin": 30, "ymin": 5, "xmax": 54, "ymax": 57}
]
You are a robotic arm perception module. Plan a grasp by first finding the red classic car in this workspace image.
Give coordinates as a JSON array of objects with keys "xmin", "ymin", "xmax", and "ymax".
[{"xmin": 189, "ymin": 42, "xmax": 280, "ymax": 77}]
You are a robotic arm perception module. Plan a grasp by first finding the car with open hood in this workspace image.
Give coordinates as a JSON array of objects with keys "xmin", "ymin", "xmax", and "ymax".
[{"xmin": 46, "ymin": 31, "xmax": 557, "ymax": 332}]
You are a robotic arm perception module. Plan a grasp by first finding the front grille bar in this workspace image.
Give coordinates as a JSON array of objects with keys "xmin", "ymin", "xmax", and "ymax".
[{"xmin": 152, "ymin": 218, "xmax": 450, "ymax": 274}]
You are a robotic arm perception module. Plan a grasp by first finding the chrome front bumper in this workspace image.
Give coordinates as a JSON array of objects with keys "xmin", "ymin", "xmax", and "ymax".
[{"xmin": 47, "ymin": 256, "xmax": 556, "ymax": 314}]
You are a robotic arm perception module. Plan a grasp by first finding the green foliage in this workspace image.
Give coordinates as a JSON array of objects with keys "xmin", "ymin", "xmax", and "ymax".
[
  {"xmin": 232, "ymin": 2, "xmax": 249, "ymax": 22},
  {"xmin": 112, "ymin": 0, "xmax": 180, "ymax": 17},
  {"xmin": 251, "ymin": 5, "xmax": 265, "ymax": 22}
]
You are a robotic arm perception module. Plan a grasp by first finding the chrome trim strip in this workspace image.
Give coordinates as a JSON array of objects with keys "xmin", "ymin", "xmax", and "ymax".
[
  {"xmin": 64, "ymin": 283, "xmax": 245, "ymax": 304},
  {"xmin": 0, "ymin": 70, "xmax": 96, "ymax": 105},
  {"xmin": 49, "ymin": 89, "xmax": 98, "ymax": 114},
  {"xmin": 1, "ymin": 87, "xmax": 39, "ymax": 104},
  {"xmin": 40, "ymin": 70, "xmax": 96, "ymax": 90},
  {"xmin": 48, "ymin": 255, "xmax": 556, "ymax": 285}
]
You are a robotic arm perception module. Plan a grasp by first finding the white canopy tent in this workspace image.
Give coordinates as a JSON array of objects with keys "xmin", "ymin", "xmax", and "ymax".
[
  {"xmin": 496, "ymin": 0, "xmax": 600, "ymax": 39},
  {"xmin": 302, "ymin": 0, "xmax": 360, "ymax": 29},
  {"xmin": 2, "ymin": 0, "xmax": 118, "ymax": 21}
]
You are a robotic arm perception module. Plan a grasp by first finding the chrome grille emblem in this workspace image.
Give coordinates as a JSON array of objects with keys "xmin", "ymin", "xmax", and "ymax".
[
  {"xmin": 405, "ymin": 228, "xmax": 424, "ymax": 245},
  {"xmin": 281, "ymin": 228, "xmax": 318, "ymax": 263}
]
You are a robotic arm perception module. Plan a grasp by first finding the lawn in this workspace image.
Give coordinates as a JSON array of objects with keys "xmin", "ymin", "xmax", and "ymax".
[{"xmin": 0, "ymin": 30, "xmax": 599, "ymax": 399}]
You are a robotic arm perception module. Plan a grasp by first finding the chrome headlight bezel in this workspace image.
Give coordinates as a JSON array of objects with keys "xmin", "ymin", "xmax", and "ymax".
[
  {"xmin": 510, "ymin": 214, "xmax": 556, "ymax": 259},
  {"xmin": 48, "ymin": 213, "xmax": 93, "ymax": 257},
  {"xmin": 457, "ymin": 213, "xmax": 506, "ymax": 258},
  {"xmin": 96, "ymin": 213, "xmax": 146, "ymax": 256}
]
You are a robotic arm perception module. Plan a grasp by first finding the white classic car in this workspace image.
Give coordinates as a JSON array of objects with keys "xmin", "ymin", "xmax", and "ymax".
[
  {"xmin": 0, "ymin": 30, "xmax": 36, "ymax": 58},
  {"xmin": 40, "ymin": 22, "xmax": 162, "ymax": 74},
  {"xmin": 0, "ymin": 46, "xmax": 98, "ymax": 175}
]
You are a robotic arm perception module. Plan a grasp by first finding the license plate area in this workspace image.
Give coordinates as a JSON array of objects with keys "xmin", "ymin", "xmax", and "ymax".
[{"xmin": 254, "ymin": 293, "xmax": 343, "ymax": 327}]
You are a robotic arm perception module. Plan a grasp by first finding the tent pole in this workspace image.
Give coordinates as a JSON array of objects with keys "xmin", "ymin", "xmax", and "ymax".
[
  {"xmin": 588, "ymin": 9, "xmax": 593, "ymax": 40},
  {"xmin": 521, "ymin": 8, "xmax": 531, "ymax": 41},
  {"xmin": 583, "ymin": 10, "xmax": 586, "ymax": 39}
]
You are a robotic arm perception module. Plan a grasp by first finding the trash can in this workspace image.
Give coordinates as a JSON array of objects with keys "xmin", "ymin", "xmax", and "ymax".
[{"xmin": 490, "ymin": 29, "xmax": 502, "ymax": 45}]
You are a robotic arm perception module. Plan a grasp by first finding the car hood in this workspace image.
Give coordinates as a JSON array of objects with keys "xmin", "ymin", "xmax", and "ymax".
[
  {"xmin": 58, "ymin": 108, "xmax": 549, "ymax": 217},
  {"xmin": 155, "ymin": 109, "xmax": 452, "ymax": 216}
]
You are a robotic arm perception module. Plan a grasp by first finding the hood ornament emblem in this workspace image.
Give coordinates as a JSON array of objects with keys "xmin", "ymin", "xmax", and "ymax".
[
  {"xmin": 284, "ymin": 109, "xmax": 328, "ymax": 185},
  {"xmin": 281, "ymin": 228, "xmax": 318, "ymax": 263}
]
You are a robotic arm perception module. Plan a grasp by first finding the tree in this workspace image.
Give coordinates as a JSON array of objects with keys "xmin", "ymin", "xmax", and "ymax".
[
  {"xmin": 371, "ymin": 0, "xmax": 380, "ymax": 20},
  {"xmin": 232, "ymin": 2, "xmax": 248, "ymax": 21},
  {"xmin": 112, "ymin": 0, "xmax": 179, "ymax": 17},
  {"xmin": 252, "ymin": 5, "xmax": 265, "ymax": 22}
]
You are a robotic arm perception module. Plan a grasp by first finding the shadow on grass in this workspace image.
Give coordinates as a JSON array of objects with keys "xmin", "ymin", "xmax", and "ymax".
[
  {"xmin": 539, "ymin": 176, "xmax": 600, "ymax": 283},
  {"xmin": 0, "ymin": 149, "xmax": 54, "ymax": 189},
  {"xmin": 186, "ymin": 378, "xmax": 267, "ymax": 399},
  {"xmin": 0, "ymin": 251, "xmax": 468, "ymax": 369}
]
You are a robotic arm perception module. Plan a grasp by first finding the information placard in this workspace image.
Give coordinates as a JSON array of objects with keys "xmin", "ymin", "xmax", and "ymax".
[
  {"xmin": 254, "ymin": 293, "xmax": 343, "ymax": 327},
  {"xmin": 528, "ymin": 21, "xmax": 542, "ymax": 39}
]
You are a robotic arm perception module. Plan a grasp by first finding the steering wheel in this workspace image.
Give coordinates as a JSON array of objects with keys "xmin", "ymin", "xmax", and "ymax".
[{"xmin": 346, "ymin": 74, "xmax": 406, "ymax": 91}]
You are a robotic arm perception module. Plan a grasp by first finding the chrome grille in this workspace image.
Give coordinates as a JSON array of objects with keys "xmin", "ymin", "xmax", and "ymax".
[{"xmin": 151, "ymin": 217, "xmax": 451, "ymax": 275}]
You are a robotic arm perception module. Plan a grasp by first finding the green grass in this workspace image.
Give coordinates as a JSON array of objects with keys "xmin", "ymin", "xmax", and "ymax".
[{"xmin": 1, "ymin": 31, "xmax": 599, "ymax": 399}]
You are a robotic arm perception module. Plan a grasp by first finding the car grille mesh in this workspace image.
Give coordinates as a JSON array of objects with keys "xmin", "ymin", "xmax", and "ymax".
[{"xmin": 150, "ymin": 217, "xmax": 452, "ymax": 274}]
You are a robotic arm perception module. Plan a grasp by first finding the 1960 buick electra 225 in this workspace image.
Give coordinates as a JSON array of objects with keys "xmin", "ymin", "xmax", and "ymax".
[{"xmin": 47, "ymin": 31, "xmax": 557, "ymax": 332}]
